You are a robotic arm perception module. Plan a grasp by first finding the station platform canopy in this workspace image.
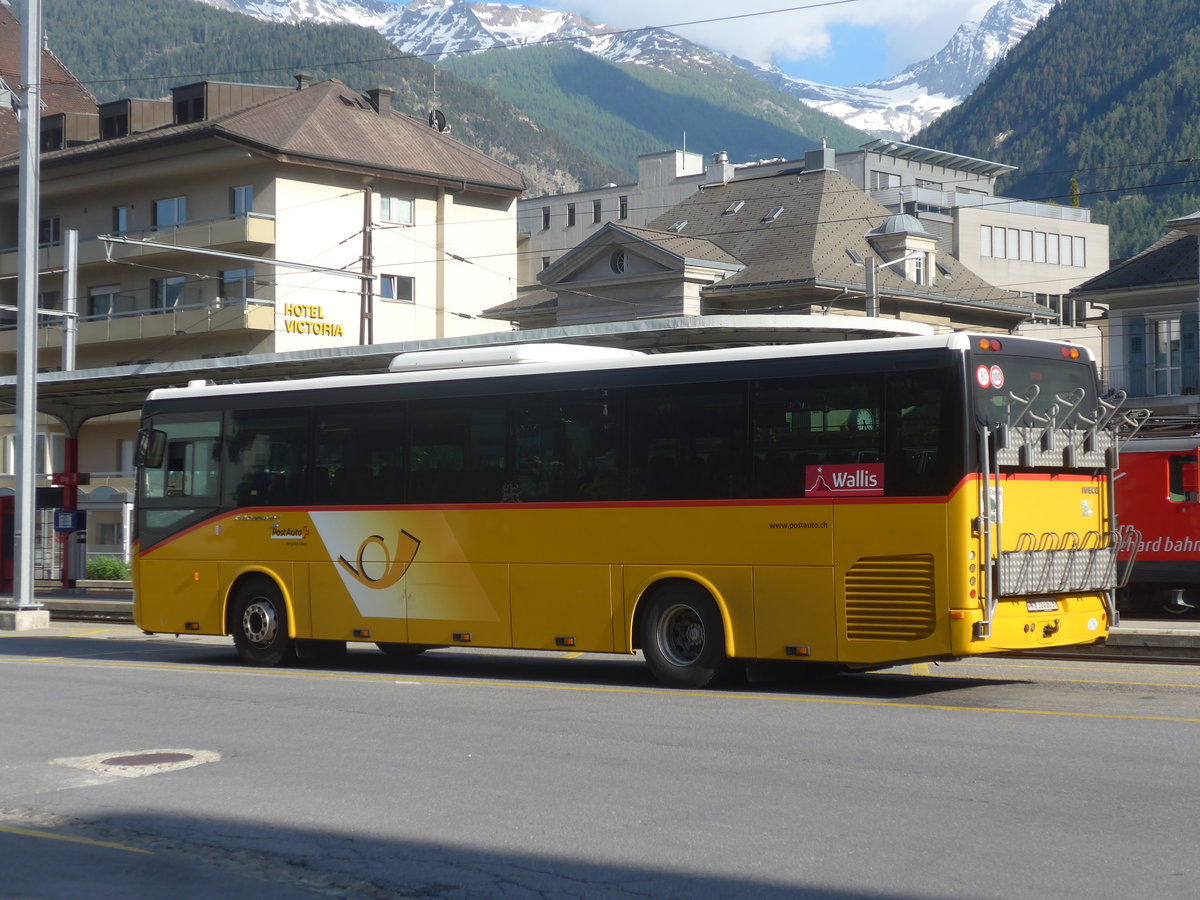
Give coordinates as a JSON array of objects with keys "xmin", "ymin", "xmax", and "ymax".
[{"xmin": 0, "ymin": 315, "xmax": 931, "ymax": 429}]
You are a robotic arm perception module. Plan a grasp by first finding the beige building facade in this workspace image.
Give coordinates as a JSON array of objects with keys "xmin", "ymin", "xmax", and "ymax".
[{"xmin": 0, "ymin": 76, "xmax": 524, "ymax": 573}]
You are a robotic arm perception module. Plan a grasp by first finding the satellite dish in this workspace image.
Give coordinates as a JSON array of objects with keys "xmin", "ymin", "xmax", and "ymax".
[{"xmin": 428, "ymin": 109, "xmax": 448, "ymax": 133}]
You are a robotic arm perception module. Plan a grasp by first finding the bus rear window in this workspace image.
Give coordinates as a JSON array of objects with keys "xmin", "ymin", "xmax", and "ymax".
[{"xmin": 971, "ymin": 355, "xmax": 1099, "ymax": 430}]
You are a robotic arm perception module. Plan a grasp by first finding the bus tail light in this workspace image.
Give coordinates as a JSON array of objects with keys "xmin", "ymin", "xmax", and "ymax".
[
  {"xmin": 949, "ymin": 610, "xmax": 967, "ymax": 620},
  {"xmin": 185, "ymin": 621, "xmax": 201, "ymax": 631},
  {"xmin": 353, "ymin": 628, "xmax": 371, "ymax": 639},
  {"xmin": 453, "ymin": 632, "xmax": 472, "ymax": 643},
  {"xmin": 785, "ymin": 645, "xmax": 811, "ymax": 657},
  {"xmin": 555, "ymin": 636, "xmax": 576, "ymax": 647},
  {"xmin": 977, "ymin": 338, "xmax": 1003, "ymax": 351}
]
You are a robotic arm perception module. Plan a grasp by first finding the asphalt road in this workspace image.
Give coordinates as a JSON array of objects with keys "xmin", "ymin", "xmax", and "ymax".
[{"xmin": 1, "ymin": 624, "xmax": 1197, "ymax": 900}]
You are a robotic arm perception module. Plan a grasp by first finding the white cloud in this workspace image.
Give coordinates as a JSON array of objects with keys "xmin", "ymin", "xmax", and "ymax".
[{"xmin": 536, "ymin": 0, "xmax": 997, "ymax": 71}]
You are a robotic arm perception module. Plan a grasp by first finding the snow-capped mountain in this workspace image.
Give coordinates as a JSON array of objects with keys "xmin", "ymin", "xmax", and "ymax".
[
  {"xmin": 740, "ymin": 0, "xmax": 1057, "ymax": 139},
  {"xmin": 192, "ymin": 0, "xmax": 1057, "ymax": 140},
  {"xmin": 197, "ymin": 0, "xmax": 395, "ymax": 28}
]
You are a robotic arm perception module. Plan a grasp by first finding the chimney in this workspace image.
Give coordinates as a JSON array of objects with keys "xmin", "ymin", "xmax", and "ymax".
[
  {"xmin": 366, "ymin": 86, "xmax": 394, "ymax": 114},
  {"xmin": 706, "ymin": 150, "xmax": 734, "ymax": 185},
  {"xmin": 804, "ymin": 138, "xmax": 836, "ymax": 173},
  {"xmin": 294, "ymin": 72, "xmax": 313, "ymax": 91}
]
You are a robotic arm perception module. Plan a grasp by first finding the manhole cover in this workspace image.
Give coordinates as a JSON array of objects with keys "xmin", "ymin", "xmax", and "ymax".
[{"xmin": 51, "ymin": 749, "xmax": 220, "ymax": 778}]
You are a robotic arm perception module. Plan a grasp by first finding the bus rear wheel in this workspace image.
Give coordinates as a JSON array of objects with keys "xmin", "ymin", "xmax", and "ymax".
[
  {"xmin": 231, "ymin": 577, "xmax": 295, "ymax": 667},
  {"xmin": 641, "ymin": 585, "xmax": 730, "ymax": 689}
]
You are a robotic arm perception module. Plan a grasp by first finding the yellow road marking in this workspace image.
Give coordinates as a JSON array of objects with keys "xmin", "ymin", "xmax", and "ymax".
[
  {"xmin": 67, "ymin": 628, "xmax": 116, "ymax": 638},
  {"xmin": 0, "ymin": 823, "xmax": 152, "ymax": 855},
  {"xmin": 562, "ymin": 652, "xmax": 584, "ymax": 660},
  {"xmin": 6, "ymin": 654, "xmax": 1200, "ymax": 724}
]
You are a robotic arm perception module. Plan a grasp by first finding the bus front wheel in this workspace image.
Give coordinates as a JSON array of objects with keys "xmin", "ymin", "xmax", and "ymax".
[
  {"xmin": 231, "ymin": 577, "xmax": 295, "ymax": 667},
  {"xmin": 640, "ymin": 585, "xmax": 730, "ymax": 689}
]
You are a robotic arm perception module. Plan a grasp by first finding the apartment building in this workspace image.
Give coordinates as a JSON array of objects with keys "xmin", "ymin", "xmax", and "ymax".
[
  {"xmin": 518, "ymin": 139, "xmax": 1109, "ymax": 328},
  {"xmin": 0, "ymin": 74, "xmax": 524, "ymax": 569},
  {"xmin": 1071, "ymin": 211, "xmax": 1200, "ymax": 415}
]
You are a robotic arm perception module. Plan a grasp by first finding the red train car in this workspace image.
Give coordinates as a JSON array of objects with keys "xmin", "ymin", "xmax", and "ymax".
[{"xmin": 1116, "ymin": 428, "xmax": 1200, "ymax": 617}]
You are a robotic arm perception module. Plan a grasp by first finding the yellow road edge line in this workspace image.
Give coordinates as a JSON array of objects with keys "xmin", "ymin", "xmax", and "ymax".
[
  {"xmin": 11, "ymin": 655, "xmax": 1200, "ymax": 724},
  {"xmin": 0, "ymin": 823, "xmax": 152, "ymax": 855}
]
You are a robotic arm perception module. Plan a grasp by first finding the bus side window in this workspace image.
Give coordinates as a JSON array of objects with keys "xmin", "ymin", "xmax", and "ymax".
[
  {"xmin": 410, "ymin": 400, "xmax": 507, "ymax": 503},
  {"xmin": 139, "ymin": 415, "xmax": 220, "ymax": 501},
  {"xmin": 627, "ymin": 385, "xmax": 746, "ymax": 500},
  {"xmin": 885, "ymin": 369, "xmax": 959, "ymax": 496},
  {"xmin": 225, "ymin": 410, "xmax": 309, "ymax": 508},
  {"xmin": 751, "ymin": 376, "xmax": 881, "ymax": 497},
  {"xmin": 1167, "ymin": 454, "xmax": 1198, "ymax": 503}
]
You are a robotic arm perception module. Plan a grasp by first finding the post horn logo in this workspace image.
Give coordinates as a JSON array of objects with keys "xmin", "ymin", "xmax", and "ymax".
[{"xmin": 337, "ymin": 531, "xmax": 421, "ymax": 590}]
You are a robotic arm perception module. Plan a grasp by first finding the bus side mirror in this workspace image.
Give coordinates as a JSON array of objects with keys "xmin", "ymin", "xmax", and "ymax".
[{"xmin": 136, "ymin": 428, "xmax": 166, "ymax": 469}]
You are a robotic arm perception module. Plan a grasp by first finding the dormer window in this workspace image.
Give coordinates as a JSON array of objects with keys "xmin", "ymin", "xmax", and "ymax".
[
  {"xmin": 723, "ymin": 201, "xmax": 745, "ymax": 216},
  {"xmin": 761, "ymin": 207, "xmax": 784, "ymax": 223},
  {"xmin": 668, "ymin": 220, "xmax": 687, "ymax": 232}
]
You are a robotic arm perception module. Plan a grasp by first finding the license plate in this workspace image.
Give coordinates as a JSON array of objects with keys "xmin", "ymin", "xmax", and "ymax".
[{"xmin": 1026, "ymin": 599, "xmax": 1059, "ymax": 612}]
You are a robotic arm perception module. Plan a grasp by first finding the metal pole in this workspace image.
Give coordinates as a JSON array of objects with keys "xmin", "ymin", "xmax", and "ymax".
[
  {"xmin": 864, "ymin": 256, "xmax": 878, "ymax": 317},
  {"xmin": 360, "ymin": 186, "xmax": 373, "ymax": 345},
  {"xmin": 5, "ymin": 0, "xmax": 45, "ymax": 616},
  {"xmin": 63, "ymin": 229, "xmax": 77, "ymax": 370}
]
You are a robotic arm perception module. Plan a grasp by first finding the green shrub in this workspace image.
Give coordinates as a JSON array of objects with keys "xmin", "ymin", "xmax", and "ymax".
[{"xmin": 86, "ymin": 556, "xmax": 131, "ymax": 580}]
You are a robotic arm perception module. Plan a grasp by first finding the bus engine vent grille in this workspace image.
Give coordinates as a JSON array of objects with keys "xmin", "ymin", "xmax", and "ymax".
[{"xmin": 845, "ymin": 554, "xmax": 936, "ymax": 641}]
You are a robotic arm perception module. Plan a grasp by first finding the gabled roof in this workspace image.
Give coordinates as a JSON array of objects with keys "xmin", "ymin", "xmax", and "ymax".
[
  {"xmin": 0, "ymin": 5, "xmax": 98, "ymax": 153},
  {"xmin": 0, "ymin": 78, "xmax": 524, "ymax": 196},
  {"xmin": 1072, "ymin": 228, "xmax": 1197, "ymax": 296}
]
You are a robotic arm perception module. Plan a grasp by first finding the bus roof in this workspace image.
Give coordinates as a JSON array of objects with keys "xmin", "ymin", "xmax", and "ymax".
[{"xmin": 144, "ymin": 332, "xmax": 1092, "ymax": 403}]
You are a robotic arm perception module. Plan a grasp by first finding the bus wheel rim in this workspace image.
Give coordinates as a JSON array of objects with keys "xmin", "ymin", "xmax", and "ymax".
[
  {"xmin": 657, "ymin": 603, "xmax": 704, "ymax": 666},
  {"xmin": 242, "ymin": 599, "xmax": 278, "ymax": 647}
]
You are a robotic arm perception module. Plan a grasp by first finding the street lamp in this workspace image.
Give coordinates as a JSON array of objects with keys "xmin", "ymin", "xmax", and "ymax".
[{"xmin": 846, "ymin": 248, "xmax": 926, "ymax": 316}]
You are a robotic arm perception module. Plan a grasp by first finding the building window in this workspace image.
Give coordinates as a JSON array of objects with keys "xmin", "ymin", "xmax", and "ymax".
[
  {"xmin": 380, "ymin": 196, "xmax": 413, "ymax": 225},
  {"xmin": 980, "ymin": 225, "xmax": 992, "ymax": 257},
  {"xmin": 221, "ymin": 269, "xmax": 255, "ymax": 302},
  {"xmin": 916, "ymin": 179, "xmax": 943, "ymax": 191},
  {"xmin": 1072, "ymin": 235, "xmax": 1085, "ymax": 267},
  {"xmin": 1152, "ymin": 317, "xmax": 1182, "ymax": 396},
  {"xmin": 88, "ymin": 285, "xmax": 123, "ymax": 317},
  {"xmin": 112, "ymin": 206, "xmax": 129, "ymax": 235},
  {"xmin": 230, "ymin": 185, "xmax": 254, "ymax": 216},
  {"xmin": 619, "ymin": 196, "xmax": 629, "ymax": 220},
  {"xmin": 1047, "ymin": 232, "xmax": 1060, "ymax": 264},
  {"xmin": 541, "ymin": 206, "xmax": 551, "ymax": 230},
  {"xmin": 610, "ymin": 249, "xmax": 626, "ymax": 274},
  {"xmin": 1020, "ymin": 230, "xmax": 1033, "ymax": 261},
  {"xmin": 567, "ymin": 203, "xmax": 576, "ymax": 227},
  {"xmin": 38, "ymin": 216, "xmax": 61, "ymax": 246},
  {"xmin": 153, "ymin": 275, "xmax": 186, "ymax": 310},
  {"xmin": 723, "ymin": 200, "xmax": 745, "ymax": 215},
  {"xmin": 911, "ymin": 253, "xmax": 926, "ymax": 285},
  {"xmin": 870, "ymin": 170, "xmax": 901, "ymax": 191},
  {"xmin": 592, "ymin": 198, "xmax": 602, "ymax": 223},
  {"xmin": 153, "ymin": 196, "xmax": 187, "ymax": 230},
  {"xmin": 1007, "ymin": 228, "xmax": 1019, "ymax": 260},
  {"xmin": 1059, "ymin": 233, "xmax": 1072, "ymax": 266},
  {"xmin": 379, "ymin": 274, "xmax": 414, "ymax": 303},
  {"xmin": 992, "ymin": 226, "xmax": 1006, "ymax": 259},
  {"xmin": 540, "ymin": 256, "xmax": 551, "ymax": 271},
  {"xmin": 1034, "ymin": 232, "xmax": 1046, "ymax": 263}
]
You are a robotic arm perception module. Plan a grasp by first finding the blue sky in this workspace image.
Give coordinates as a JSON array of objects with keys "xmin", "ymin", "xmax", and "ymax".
[{"xmin": 536, "ymin": 1, "xmax": 997, "ymax": 85}]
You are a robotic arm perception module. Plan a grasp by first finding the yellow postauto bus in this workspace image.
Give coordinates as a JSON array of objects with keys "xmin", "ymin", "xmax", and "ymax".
[{"xmin": 134, "ymin": 334, "xmax": 1133, "ymax": 687}]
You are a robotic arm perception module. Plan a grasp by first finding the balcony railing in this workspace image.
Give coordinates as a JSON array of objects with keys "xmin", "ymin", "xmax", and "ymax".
[
  {"xmin": 0, "ymin": 213, "xmax": 276, "ymax": 277},
  {"xmin": 870, "ymin": 186, "xmax": 1092, "ymax": 223},
  {"xmin": 1100, "ymin": 364, "xmax": 1200, "ymax": 401},
  {"xmin": 0, "ymin": 297, "xmax": 275, "ymax": 351}
]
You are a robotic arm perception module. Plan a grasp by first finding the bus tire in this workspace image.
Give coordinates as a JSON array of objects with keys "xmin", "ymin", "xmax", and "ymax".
[
  {"xmin": 230, "ymin": 577, "xmax": 295, "ymax": 667},
  {"xmin": 640, "ymin": 584, "xmax": 730, "ymax": 689}
]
